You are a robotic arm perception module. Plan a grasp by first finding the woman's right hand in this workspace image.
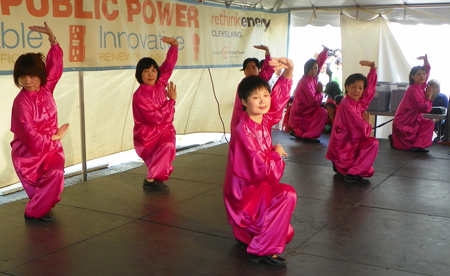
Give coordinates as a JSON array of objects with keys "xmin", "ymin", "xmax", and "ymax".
[{"xmin": 52, "ymin": 123, "xmax": 69, "ymax": 141}]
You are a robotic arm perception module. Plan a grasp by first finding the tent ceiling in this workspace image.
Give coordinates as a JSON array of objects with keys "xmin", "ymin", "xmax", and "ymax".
[{"xmin": 203, "ymin": 0, "xmax": 450, "ymax": 26}]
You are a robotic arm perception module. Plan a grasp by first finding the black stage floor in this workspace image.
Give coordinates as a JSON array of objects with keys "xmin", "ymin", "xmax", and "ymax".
[{"xmin": 1, "ymin": 131, "xmax": 450, "ymax": 276}]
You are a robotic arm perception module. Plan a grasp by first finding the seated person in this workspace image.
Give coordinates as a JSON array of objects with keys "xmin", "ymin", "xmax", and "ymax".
[{"xmin": 429, "ymin": 79, "xmax": 448, "ymax": 140}]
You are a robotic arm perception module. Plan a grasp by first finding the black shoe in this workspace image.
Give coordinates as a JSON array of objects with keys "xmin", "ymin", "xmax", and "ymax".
[
  {"xmin": 24, "ymin": 214, "xmax": 54, "ymax": 222},
  {"xmin": 143, "ymin": 179, "xmax": 169, "ymax": 191},
  {"xmin": 345, "ymin": 174, "xmax": 370, "ymax": 184},
  {"xmin": 290, "ymin": 130, "xmax": 302, "ymax": 140},
  {"xmin": 302, "ymin": 138, "xmax": 320, "ymax": 143},
  {"xmin": 332, "ymin": 162, "xmax": 342, "ymax": 175},
  {"xmin": 235, "ymin": 238, "xmax": 248, "ymax": 246},
  {"xmin": 388, "ymin": 134, "xmax": 394, "ymax": 149},
  {"xmin": 248, "ymin": 254, "xmax": 287, "ymax": 266},
  {"xmin": 411, "ymin": 147, "xmax": 429, "ymax": 152}
]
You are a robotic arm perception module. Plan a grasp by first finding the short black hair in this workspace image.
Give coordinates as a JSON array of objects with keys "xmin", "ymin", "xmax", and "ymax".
[
  {"xmin": 324, "ymin": 81, "xmax": 342, "ymax": 99},
  {"xmin": 241, "ymin": 58, "xmax": 260, "ymax": 71},
  {"xmin": 344, "ymin": 73, "xmax": 368, "ymax": 94},
  {"xmin": 237, "ymin": 76, "xmax": 271, "ymax": 110},
  {"xmin": 304, "ymin": 58, "xmax": 318, "ymax": 76},
  {"xmin": 13, "ymin": 52, "xmax": 47, "ymax": 88},
  {"xmin": 409, "ymin": 66, "xmax": 427, "ymax": 85},
  {"xmin": 135, "ymin": 57, "xmax": 161, "ymax": 84}
]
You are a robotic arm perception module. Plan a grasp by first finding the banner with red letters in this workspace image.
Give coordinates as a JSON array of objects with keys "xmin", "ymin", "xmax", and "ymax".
[{"xmin": 0, "ymin": 0, "xmax": 289, "ymax": 72}]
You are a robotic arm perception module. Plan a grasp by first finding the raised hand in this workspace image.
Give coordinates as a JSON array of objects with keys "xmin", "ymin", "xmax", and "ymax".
[
  {"xmin": 359, "ymin": 60, "xmax": 376, "ymax": 69},
  {"xmin": 417, "ymin": 54, "xmax": 429, "ymax": 67},
  {"xmin": 161, "ymin": 36, "xmax": 178, "ymax": 46},
  {"xmin": 417, "ymin": 54, "xmax": 428, "ymax": 61},
  {"xmin": 268, "ymin": 58, "xmax": 290, "ymax": 70},
  {"xmin": 269, "ymin": 58, "xmax": 294, "ymax": 79},
  {"xmin": 29, "ymin": 22, "xmax": 55, "ymax": 43},
  {"xmin": 253, "ymin": 44, "xmax": 270, "ymax": 55}
]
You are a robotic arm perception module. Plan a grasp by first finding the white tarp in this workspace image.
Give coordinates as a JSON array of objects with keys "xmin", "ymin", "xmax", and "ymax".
[
  {"xmin": 341, "ymin": 15, "xmax": 410, "ymax": 84},
  {"xmin": 290, "ymin": 5, "xmax": 450, "ymax": 27},
  {"xmin": 341, "ymin": 15, "xmax": 412, "ymax": 139}
]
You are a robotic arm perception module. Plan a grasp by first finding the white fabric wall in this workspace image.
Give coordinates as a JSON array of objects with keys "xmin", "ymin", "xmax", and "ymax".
[
  {"xmin": 341, "ymin": 15, "xmax": 411, "ymax": 84},
  {"xmin": 341, "ymin": 16, "xmax": 411, "ymax": 139},
  {"xmin": 0, "ymin": 67, "xmax": 242, "ymax": 188}
]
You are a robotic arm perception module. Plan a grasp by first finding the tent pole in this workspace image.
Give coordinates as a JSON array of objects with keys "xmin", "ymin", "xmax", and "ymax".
[
  {"xmin": 283, "ymin": 3, "xmax": 450, "ymax": 11},
  {"xmin": 78, "ymin": 71, "xmax": 88, "ymax": 182}
]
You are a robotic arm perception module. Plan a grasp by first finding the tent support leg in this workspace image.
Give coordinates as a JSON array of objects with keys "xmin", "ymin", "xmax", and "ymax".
[{"xmin": 78, "ymin": 71, "xmax": 88, "ymax": 182}]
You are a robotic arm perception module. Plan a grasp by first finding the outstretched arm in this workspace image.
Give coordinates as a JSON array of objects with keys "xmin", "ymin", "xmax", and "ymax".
[
  {"xmin": 254, "ymin": 44, "xmax": 273, "ymax": 81},
  {"xmin": 159, "ymin": 36, "xmax": 179, "ymax": 85},
  {"xmin": 316, "ymin": 45, "xmax": 329, "ymax": 69},
  {"xmin": 359, "ymin": 60, "xmax": 377, "ymax": 109},
  {"xmin": 417, "ymin": 54, "xmax": 431, "ymax": 81},
  {"xmin": 267, "ymin": 58, "xmax": 294, "ymax": 125},
  {"xmin": 28, "ymin": 22, "xmax": 62, "ymax": 93}
]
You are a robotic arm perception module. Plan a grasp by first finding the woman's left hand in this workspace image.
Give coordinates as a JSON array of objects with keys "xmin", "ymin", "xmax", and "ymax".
[
  {"xmin": 29, "ymin": 22, "xmax": 55, "ymax": 43},
  {"xmin": 161, "ymin": 36, "xmax": 178, "ymax": 46},
  {"xmin": 253, "ymin": 44, "xmax": 270, "ymax": 55},
  {"xmin": 417, "ymin": 54, "xmax": 427, "ymax": 61},
  {"xmin": 166, "ymin": 81, "xmax": 177, "ymax": 101},
  {"xmin": 359, "ymin": 60, "xmax": 376, "ymax": 69},
  {"xmin": 425, "ymin": 84, "xmax": 433, "ymax": 100},
  {"xmin": 274, "ymin": 143, "xmax": 288, "ymax": 158}
]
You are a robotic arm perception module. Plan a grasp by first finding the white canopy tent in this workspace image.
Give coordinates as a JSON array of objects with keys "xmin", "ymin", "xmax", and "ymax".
[
  {"xmin": 1, "ymin": 0, "xmax": 450, "ymax": 189},
  {"xmin": 206, "ymin": 0, "xmax": 450, "ymax": 26}
]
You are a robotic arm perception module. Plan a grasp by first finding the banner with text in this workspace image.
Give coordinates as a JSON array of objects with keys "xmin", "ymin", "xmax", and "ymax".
[{"xmin": 0, "ymin": 0, "xmax": 289, "ymax": 72}]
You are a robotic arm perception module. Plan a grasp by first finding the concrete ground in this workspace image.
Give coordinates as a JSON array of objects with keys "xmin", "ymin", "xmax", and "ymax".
[{"xmin": 1, "ymin": 131, "xmax": 449, "ymax": 276}]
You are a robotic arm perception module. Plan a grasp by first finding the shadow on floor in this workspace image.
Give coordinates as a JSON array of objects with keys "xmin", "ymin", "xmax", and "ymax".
[{"xmin": 1, "ymin": 131, "xmax": 450, "ymax": 275}]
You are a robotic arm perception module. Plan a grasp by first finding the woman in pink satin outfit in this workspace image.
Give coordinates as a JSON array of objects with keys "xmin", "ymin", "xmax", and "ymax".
[
  {"xmin": 224, "ymin": 57, "xmax": 297, "ymax": 266},
  {"xmin": 11, "ymin": 22, "xmax": 69, "ymax": 222},
  {"xmin": 231, "ymin": 45, "xmax": 275, "ymax": 131},
  {"xmin": 132, "ymin": 37, "xmax": 178, "ymax": 191},
  {"xmin": 289, "ymin": 46, "xmax": 329, "ymax": 143},
  {"xmin": 326, "ymin": 61, "xmax": 379, "ymax": 184},
  {"xmin": 391, "ymin": 55, "xmax": 434, "ymax": 152}
]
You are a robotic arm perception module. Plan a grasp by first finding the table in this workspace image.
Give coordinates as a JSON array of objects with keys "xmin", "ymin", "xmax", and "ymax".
[{"xmin": 370, "ymin": 111, "xmax": 447, "ymax": 140}]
